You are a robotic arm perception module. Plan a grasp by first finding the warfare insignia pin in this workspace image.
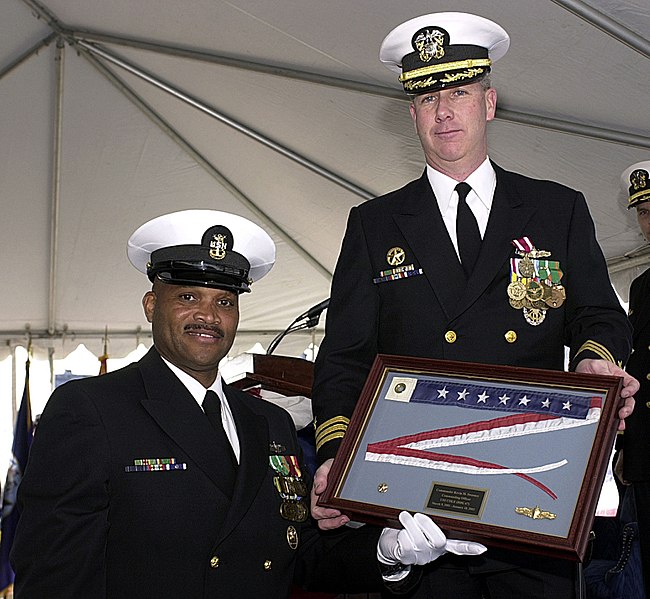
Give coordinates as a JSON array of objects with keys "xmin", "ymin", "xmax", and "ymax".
[
  {"xmin": 269, "ymin": 441, "xmax": 286, "ymax": 454},
  {"xmin": 386, "ymin": 247, "xmax": 406, "ymax": 266},
  {"xmin": 515, "ymin": 505, "xmax": 557, "ymax": 520}
]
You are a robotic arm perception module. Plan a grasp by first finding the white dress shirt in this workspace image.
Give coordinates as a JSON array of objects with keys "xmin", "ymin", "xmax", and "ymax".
[
  {"xmin": 426, "ymin": 157, "xmax": 497, "ymax": 259},
  {"xmin": 162, "ymin": 356, "xmax": 241, "ymax": 462}
]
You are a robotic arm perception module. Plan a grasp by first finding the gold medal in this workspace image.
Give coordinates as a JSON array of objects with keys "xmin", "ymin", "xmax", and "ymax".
[
  {"xmin": 544, "ymin": 285, "xmax": 566, "ymax": 308},
  {"xmin": 507, "ymin": 280, "xmax": 526, "ymax": 301},
  {"xmin": 509, "ymin": 297, "xmax": 525, "ymax": 309},
  {"xmin": 525, "ymin": 280, "xmax": 544, "ymax": 302},
  {"xmin": 289, "ymin": 477, "xmax": 308, "ymax": 497},
  {"xmin": 519, "ymin": 256, "xmax": 535, "ymax": 278},
  {"xmin": 280, "ymin": 500, "xmax": 308, "ymax": 522}
]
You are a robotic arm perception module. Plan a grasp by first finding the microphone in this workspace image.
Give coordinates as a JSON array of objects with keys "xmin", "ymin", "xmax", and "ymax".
[
  {"xmin": 298, "ymin": 298, "xmax": 330, "ymax": 321},
  {"xmin": 266, "ymin": 298, "xmax": 330, "ymax": 355}
]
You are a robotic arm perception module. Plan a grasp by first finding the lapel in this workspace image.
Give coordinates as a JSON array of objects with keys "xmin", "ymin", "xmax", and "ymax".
[
  {"xmin": 393, "ymin": 173, "xmax": 466, "ymax": 318},
  {"xmin": 137, "ymin": 348, "xmax": 234, "ymax": 497},
  {"xmin": 631, "ymin": 269, "xmax": 650, "ymax": 338},
  {"xmin": 219, "ymin": 386, "xmax": 270, "ymax": 540},
  {"xmin": 458, "ymin": 165, "xmax": 537, "ymax": 317},
  {"xmin": 392, "ymin": 167, "xmax": 538, "ymax": 319}
]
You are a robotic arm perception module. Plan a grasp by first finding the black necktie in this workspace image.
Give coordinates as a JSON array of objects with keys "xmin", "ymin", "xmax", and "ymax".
[
  {"xmin": 202, "ymin": 390, "xmax": 237, "ymax": 495},
  {"xmin": 455, "ymin": 182, "xmax": 481, "ymax": 276}
]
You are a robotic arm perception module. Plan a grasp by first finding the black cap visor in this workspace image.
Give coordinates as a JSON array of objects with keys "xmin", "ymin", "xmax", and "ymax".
[{"xmin": 149, "ymin": 260, "xmax": 251, "ymax": 293}]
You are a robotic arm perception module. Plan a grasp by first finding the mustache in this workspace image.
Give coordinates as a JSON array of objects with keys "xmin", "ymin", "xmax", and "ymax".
[{"xmin": 183, "ymin": 324, "xmax": 225, "ymax": 337}]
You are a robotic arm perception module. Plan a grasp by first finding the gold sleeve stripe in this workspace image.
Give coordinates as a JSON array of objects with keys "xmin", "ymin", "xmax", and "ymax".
[
  {"xmin": 575, "ymin": 340, "xmax": 616, "ymax": 364},
  {"xmin": 315, "ymin": 422, "xmax": 349, "ymax": 446},
  {"xmin": 315, "ymin": 416, "xmax": 349, "ymax": 448},
  {"xmin": 315, "ymin": 423, "xmax": 348, "ymax": 445},
  {"xmin": 315, "ymin": 430, "xmax": 347, "ymax": 451}
]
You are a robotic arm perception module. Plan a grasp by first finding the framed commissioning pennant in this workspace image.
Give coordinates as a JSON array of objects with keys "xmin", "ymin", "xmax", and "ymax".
[{"xmin": 318, "ymin": 355, "xmax": 623, "ymax": 561}]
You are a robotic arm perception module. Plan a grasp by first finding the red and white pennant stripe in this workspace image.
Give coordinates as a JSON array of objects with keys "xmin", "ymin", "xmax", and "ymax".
[{"xmin": 365, "ymin": 401, "xmax": 601, "ymax": 500}]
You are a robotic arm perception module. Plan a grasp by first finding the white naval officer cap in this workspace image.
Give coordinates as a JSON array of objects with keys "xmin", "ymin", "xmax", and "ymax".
[
  {"xmin": 621, "ymin": 161, "xmax": 650, "ymax": 210},
  {"xmin": 379, "ymin": 12, "xmax": 510, "ymax": 95},
  {"xmin": 127, "ymin": 209, "xmax": 275, "ymax": 293}
]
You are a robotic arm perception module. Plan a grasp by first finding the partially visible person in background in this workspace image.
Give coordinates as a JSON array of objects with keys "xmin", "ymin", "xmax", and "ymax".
[{"xmin": 617, "ymin": 161, "xmax": 650, "ymax": 594}]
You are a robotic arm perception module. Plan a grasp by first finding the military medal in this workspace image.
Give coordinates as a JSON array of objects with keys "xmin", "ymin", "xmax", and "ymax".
[
  {"xmin": 525, "ymin": 280, "xmax": 544, "ymax": 302},
  {"xmin": 280, "ymin": 500, "xmax": 309, "ymax": 522},
  {"xmin": 544, "ymin": 285, "xmax": 566, "ymax": 308},
  {"xmin": 519, "ymin": 255, "xmax": 535, "ymax": 278},
  {"xmin": 507, "ymin": 280, "xmax": 526, "ymax": 301},
  {"xmin": 269, "ymin": 454, "xmax": 308, "ymax": 523},
  {"xmin": 509, "ymin": 238, "xmax": 565, "ymax": 327}
]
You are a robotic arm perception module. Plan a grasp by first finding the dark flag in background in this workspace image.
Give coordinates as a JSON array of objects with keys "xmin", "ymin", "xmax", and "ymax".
[
  {"xmin": 0, "ymin": 358, "xmax": 34, "ymax": 595},
  {"xmin": 98, "ymin": 351, "xmax": 109, "ymax": 376}
]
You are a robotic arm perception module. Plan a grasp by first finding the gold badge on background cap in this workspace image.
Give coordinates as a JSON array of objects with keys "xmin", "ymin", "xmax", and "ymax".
[
  {"xmin": 386, "ymin": 247, "xmax": 406, "ymax": 266},
  {"xmin": 632, "ymin": 169, "xmax": 648, "ymax": 192},
  {"xmin": 209, "ymin": 233, "xmax": 227, "ymax": 260}
]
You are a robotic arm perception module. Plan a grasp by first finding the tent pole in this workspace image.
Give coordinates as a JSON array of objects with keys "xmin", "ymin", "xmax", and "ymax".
[
  {"xmin": 70, "ymin": 31, "xmax": 650, "ymax": 150},
  {"xmin": 76, "ymin": 40, "xmax": 374, "ymax": 201},
  {"xmin": 0, "ymin": 33, "xmax": 56, "ymax": 81},
  {"xmin": 11, "ymin": 345, "xmax": 18, "ymax": 425},
  {"xmin": 76, "ymin": 47, "xmax": 334, "ymax": 283},
  {"xmin": 551, "ymin": 0, "xmax": 650, "ymax": 58},
  {"xmin": 607, "ymin": 248, "xmax": 650, "ymax": 274},
  {"xmin": 47, "ymin": 39, "xmax": 65, "ymax": 336}
]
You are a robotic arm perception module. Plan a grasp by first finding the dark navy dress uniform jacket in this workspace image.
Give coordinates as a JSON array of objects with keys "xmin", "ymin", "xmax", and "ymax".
[
  {"xmin": 12, "ymin": 348, "xmax": 385, "ymax": 598},
  {"xmin": 314, "ymin": 164, "xmax": 632, "ymax": 460}
]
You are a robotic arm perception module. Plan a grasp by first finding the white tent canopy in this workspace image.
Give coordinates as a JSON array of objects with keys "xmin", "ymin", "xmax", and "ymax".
[{"xmin": 2, "ymin": 0, "xmax": 649, "ymax": 361}]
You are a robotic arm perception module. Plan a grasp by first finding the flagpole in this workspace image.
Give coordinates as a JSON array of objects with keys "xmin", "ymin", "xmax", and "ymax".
[
  {"xmin": 98, "ymin": 326, "xmax": 109, "ymax": 375},
  {"xmin": 0, "ymin": 348, "xmax": 34, "ymax": 596},
  {"xmin": 10, "ymin": 347, "xmax": 16, "ymax": 431}
]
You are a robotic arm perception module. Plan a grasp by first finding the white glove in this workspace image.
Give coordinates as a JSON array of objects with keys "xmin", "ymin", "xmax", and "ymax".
[{"xmin": 377, "ymin": 511, "xmax": 487, "ymax": 567}]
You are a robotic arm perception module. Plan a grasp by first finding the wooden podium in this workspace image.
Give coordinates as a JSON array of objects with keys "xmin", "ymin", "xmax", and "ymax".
[{"xmin": 230, "ymin": 354, "xmax": 314, "ymax": 398}]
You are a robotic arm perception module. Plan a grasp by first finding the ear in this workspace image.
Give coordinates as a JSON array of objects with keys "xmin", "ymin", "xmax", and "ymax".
[
  {"xmin": 409, "ymin": 101, "xmax": 418, "ymax": 128},
  {"xmin": 142, "ymin": 291, "xmax": 156, "ymax": 324},
  {"xmin": 485, "ymin": 87, "xmax": 497, "ymax": 122}
]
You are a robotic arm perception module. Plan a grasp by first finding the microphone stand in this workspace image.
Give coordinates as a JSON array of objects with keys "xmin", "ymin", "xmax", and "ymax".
[{"xmin": 266, "ymin": 299, "xmax": 329, "ymax": 355}]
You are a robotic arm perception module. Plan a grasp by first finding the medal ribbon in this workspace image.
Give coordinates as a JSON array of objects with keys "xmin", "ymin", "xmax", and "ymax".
[
  {"xmin": 269, "ymin": 455, "xmax": 290, "ymax": 475},
  {"xmin": 512, "ymin": 237, "xmax": 534, "ymax": 254}
]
